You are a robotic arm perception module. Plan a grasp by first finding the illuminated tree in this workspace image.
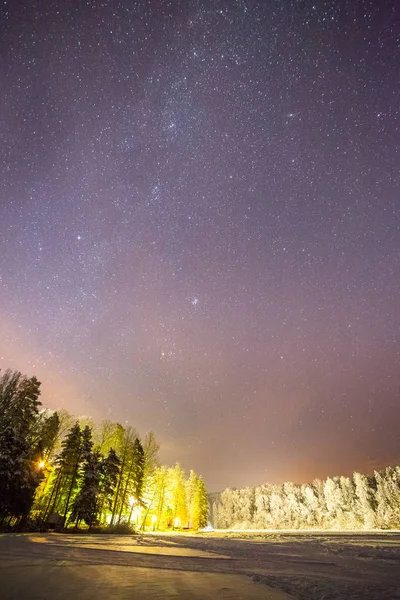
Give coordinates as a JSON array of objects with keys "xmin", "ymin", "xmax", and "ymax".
[
  {"xmin": 301, "ymin": 483, "xmax": 321, "ymax": 527},
  {"xmin": 97, "ymin": 448, "xmax": 121, "ymax": 523},
  {"xmin": 41, "ymin": 423, "xmax": 93, "ymax": 527},
  {"xmin": 253, "ymin": 484, "xmax": 272, "ymax": 528},
  {"xmin": 339, "ymin": 476, "xmax": 357, "ymax": 528},
  {"xmin": 375, "ymin": 467, "xmax": 400, "ymax": 528},
  {"xmin": 354, "ymin": 471, "xmax": 376, "ymax": 529},
  {"xmin": 167, "ymin": 464, "xmax": 187, "ymax": 528},
  {"xmin": 282, "ymin": 482, "xmax": 303, "ymax": 529},
  {"xmin": 191, "ymin": 475, "xmax": 208, "ymax": 529},
  {"xmin": 142, "ymin": 431, "xmax": 160, "ymax": 478},
  {"xmin": 186, "ymin": 470, "xmax": 198, "ymax": 527},
  {"xmin": 70, "ymin": 449, "xmax": 102, "ymax": 528},
  {"xmin": 116, "ymin": 437, "xmax": 145, "ymax": 525},
  {"xmin": 0, "ymin": 366, "xmax": 212, "ymax": 532},
  {"xmin": 61, "ymin": 425, "xmax": 93, "ymax": 526},
  {"xmin": 93, "ymin": 420, "xmax": 120, "ymax": 455},
  {"xmin": 324, "ymin": 477, "xmax": 345, "ymax": 527},
  {"xmin": 109, "ymin": 425, "xmax": 137, "ymax": 525},
  {"xmin": 146, "ymin": 466, "xmax": 169, "ymax": 529}
]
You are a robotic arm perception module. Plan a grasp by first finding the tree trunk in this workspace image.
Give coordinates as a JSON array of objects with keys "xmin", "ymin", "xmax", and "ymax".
[
  {"xmin": 62, "ymin": 457, "xmax": 81, "ymax": 527},
  {"xmin": 41, "ymin": 474, "xmax": 63, "ymax": 526},
  {"xmin": 110, "ymin": 453, "xmax": 126, "ymax": 526},
  {"xmin": 117, "ymin": 457, "xmax": 134, "ymax": 525}
]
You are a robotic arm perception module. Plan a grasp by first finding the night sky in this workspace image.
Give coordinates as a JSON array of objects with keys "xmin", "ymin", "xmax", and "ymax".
[{"xmin": 1, "ymin": 0, "xmax": 399, "ymax": 491}]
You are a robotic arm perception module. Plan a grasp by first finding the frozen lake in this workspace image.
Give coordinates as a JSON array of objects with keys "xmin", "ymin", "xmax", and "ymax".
[{"xmin": 0, "ymin": 531, "xmax": 399, "ymax": 599}]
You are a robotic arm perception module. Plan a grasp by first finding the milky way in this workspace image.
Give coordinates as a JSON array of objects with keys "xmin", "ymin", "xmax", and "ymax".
[{"xmin": 1, "ymin": 0, "xmax": 399, "ymax": 490}]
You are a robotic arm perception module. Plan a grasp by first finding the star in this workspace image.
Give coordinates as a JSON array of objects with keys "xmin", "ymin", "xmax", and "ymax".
[{"xmin": 0, "ymin": 0, "xmax": 398, "ymax": 493}]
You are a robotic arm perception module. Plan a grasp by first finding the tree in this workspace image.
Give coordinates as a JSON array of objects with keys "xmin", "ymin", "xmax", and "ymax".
[
  {"xmin": 0, "ymin": 370, "xmax": 43, "ymax": 524},
  {"xmin": 117, "ymin": 437, "xmax": 145, "ymax": 525},
  {"xmin": 147, "ymin": 466, "xmax": 169, "ymax": 529},
  {"xmin": 186, "ymin": 470, "xmax": 198, "ymax": 528},
  {"xmin": 142, "ymin": 431, "xmax": 160, "ymax": 478},
  {"xmin": 0, "ymin": 370, "xmax": 42, "ymax": 438},
  {"xmin": 42, "ymin": 423, "xmax": 84, "ymax": 526},
  {"xmin": 130, "ymin": 439, "xmax": 145, "ymax": 502},
  {"xmin": 70, "ymin": 450, "xmax": 102, "ymax": 528},
  {"xmin": 97, "ymin": 448, "xmax": 121, "ymax": 523},
  {"xmin": 93, "ymin": 420, "xmax": 120, "ymax": 455},
  {"xmin": 168, "ymin": 464, "xmax": 187, "ymax": 529},
  {"xmin": 36, "ymin": 411, "xmax": 61, "ymax": 460},
  {"xmin": 191, "ymin": 475, "xmax": 208, "ymax": 530},
  {"xmin": 354, "ymin": 472, "xmax": 376, "ymax": 529},
  {"xmin": 375, "ymin": 467, "xmax": 400, "ymax": 528},
  {"xmin": 61, "ymin": 425, "xmax": 92, "ymax": 526},
  {"xmin": 0, "ymin": 425, "xmax": 43, "ymax": 523},
  {"xmin": 109, "ymin": 425, "xmax": 137, "ymax": 526}
]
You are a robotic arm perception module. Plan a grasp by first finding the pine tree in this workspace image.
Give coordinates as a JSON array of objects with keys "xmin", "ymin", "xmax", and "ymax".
[
  {"xmin": 0, "ymin": 426, "xmax": 43, "ymax": 522},
  {"xmin": 97, "ymin": 448, "xmax": 121, "ymax": 523},
  {"xmin": 0, "ymin": 370, "xmax": 43, "ymax": 523},
  {"xmin": 42, "ymin": 423, "xmax": 83, "ymax": 526},
  {"xmin": 130, "ymin": 438, "xmax": 145, "ymax": 503},
  {"xmin": 62, "ymin": 425, "xmax": 93, "ymax": 526},
  {"xmin": 70, "ymin": 450, "xmax": 102, "ymax": 528},
  {"xmin": 192, "ymin": 475, "xmax": 208, "ymax": 530},
  {"xmin": 0, "ymin": 370, "xmax": 42, "ymax": 437},
  {"xmin": 39, "ymin": 412, "xmax": 61, "ymax": 460}
]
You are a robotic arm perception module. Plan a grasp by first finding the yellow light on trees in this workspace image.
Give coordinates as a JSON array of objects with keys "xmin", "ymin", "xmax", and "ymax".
[
  {"xmin": 38, "ymin": 460, "xmax": 45, "ymax": 469},
  {"xmin": 152, "ymin": 514, "xmax": 157, "ymax": 531}
]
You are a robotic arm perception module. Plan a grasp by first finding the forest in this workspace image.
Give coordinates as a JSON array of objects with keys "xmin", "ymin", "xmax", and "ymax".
[
  {"xmin": 211, "ymin": 466, "xmax": 400, "ymax": 530},
  {"xmin": 0, "ymin": 369, "xmax": 208, "ymax": 532},
  {"xmin": 2, "ymin": 367, "xmax": 399, "ymax": 534}
]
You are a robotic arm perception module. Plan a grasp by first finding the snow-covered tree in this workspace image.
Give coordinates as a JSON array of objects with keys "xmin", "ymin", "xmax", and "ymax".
[
  {"xmin": 0, "ymin": 370, "xmax": 43, "ymax": 523},
  {"xmin": 354, "ymin": 471, "xmax": 376, "ymax": 529},
  {"xmin": 375, "ymin": 467, "xmax": 400, "ymax": 528}
]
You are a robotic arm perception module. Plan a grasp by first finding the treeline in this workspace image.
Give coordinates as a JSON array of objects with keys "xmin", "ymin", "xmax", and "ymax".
[
  {"xmin": 0, "ymin": 369, "xmax": 208, "ymax": 531},
  {"xmin": 212, "ymin": 468, "xmax": 400, "ymax": 530}
]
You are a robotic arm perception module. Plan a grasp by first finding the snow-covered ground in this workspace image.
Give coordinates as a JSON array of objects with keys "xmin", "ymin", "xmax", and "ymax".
[
  {"xmin": 0, "ymin": 530, "xmax": 398, "ymax": 599},
  {"xmin": 172, "ymin": 530, "xmax": 400, "ymax": 599}
]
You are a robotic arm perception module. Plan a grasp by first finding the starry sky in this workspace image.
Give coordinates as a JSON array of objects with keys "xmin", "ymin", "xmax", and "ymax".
[{"xmin": 1, "ymin": 0, "xmax": 399, "ymax": 491}]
